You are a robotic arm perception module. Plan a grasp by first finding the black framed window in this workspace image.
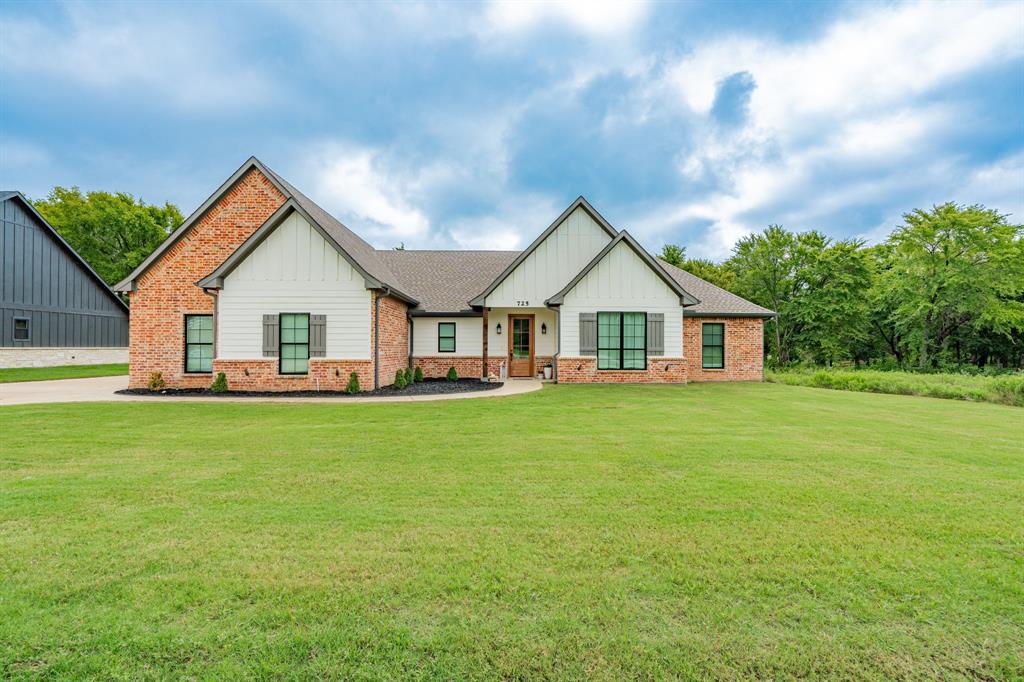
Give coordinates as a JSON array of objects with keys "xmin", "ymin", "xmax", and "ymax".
[
  {"xmin": 13, "ymin": 317, "xmax": 30, "ymax": 341},
  {"xmin": 597, "ymin": 312, "xmax": 646, "ymax": 370},
  {"xmin": 280, "ymin": 313, "xmax": 309, "ymax": 375},
  {"xmin": 702, "ymin": 323, "xmax": 725, "ymax": 369},
  {"xmin": 438, "ymin": 322, "xmax": 456, "ymax": 353},
  {"xmin": 184, "ymin": 315, "xmax": 213, "ymax": 373}
]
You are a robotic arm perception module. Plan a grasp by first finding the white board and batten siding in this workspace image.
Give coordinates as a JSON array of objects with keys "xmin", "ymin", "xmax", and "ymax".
[
  {"xmin": 217, "ymin": 212, "xmax": 372, "ymax": 360},
  {"xmin": 559, "ymin": 240, "xmax": 683, "ymax": 356},
  {"xmin": 411, "ymin": 317, "xmax": 483, "ymax": 356},
  {"xmin": 485, "ymin": 206, "xmax": 612, "ymax": 308}
]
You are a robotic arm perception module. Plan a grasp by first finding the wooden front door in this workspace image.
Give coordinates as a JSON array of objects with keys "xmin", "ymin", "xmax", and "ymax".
[{"xmin": 507, "ymin": 314, "xmax": 534, "ymax": 377}]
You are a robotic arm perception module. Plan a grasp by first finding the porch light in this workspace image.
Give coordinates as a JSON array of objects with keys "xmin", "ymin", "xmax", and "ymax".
[
  {"xmin": 496, "ymin": 323, "xmax": 502, "ymax": 335},
  {"xmin": 541, "ymin": 323, "xmax": 547, "ymax": 335}
]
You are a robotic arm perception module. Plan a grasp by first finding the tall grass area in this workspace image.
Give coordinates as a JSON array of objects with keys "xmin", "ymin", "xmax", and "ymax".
[{"xmin": 767, "ymin": 367, "xmax": 1024, "ymax": 406}]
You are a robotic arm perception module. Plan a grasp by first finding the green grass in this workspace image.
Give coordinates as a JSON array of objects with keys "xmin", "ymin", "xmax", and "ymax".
[
  {"xmin": 0, "ymin": 363, "xmax": 128, "ymax": 383},
  {"xmin": 1, "ymin": 383, "xmax": 1021, "ymax": 680},
  {"xmin": 767, "ymin": 367, "xmax": 1024, "ymax": 406}
]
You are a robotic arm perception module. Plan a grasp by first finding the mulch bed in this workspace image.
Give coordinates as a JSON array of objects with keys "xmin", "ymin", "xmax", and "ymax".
[{"xmin": 117, "ymin": 378, "xmax": 503, "ymax": 399}]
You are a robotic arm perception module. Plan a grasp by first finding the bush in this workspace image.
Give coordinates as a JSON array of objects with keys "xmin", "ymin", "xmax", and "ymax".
[
  {"xmin": 147, "ymin": 371, "xmax": 166, "ymax": 391},
  {"xmin": 345, "ymin": 371, "xmax": 360, "ymax": 394},
  {"xmin": 394, "ymin": 369, "xmax": 408, "ymax": 389},
  {"xmin": 446, "ymin": 366, "xmax": 458, "ymax": 382},
  {"xmin": 414, "ymin": 366, "xmax": 424, "ymax": 383},
  {"xmin": 766, "ymin": 368, "xmax": 1024, "ymax": 407},
  {"xmin": 210, "ymin": 372, "xmax": 228, "ymax": 393},
  {"xmin": 404, "ymin": 367, "xmax": 414, "ymax": 384}
]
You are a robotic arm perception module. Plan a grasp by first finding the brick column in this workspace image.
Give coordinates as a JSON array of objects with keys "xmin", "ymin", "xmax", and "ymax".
[{"xmin": 481, "ymin": 307, "xmax": 489, "ymax": 378}]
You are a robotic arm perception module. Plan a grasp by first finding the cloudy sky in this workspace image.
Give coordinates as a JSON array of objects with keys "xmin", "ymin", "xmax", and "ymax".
[{"xmin": 1, "ymin": 0, "xmax": 1021, "ymax": 258}]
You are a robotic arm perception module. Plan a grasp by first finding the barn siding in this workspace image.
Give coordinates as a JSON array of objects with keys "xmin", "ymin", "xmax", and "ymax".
[{"xmin": 0, "ymin": 195, "xmax": 129, "ymax": 347}]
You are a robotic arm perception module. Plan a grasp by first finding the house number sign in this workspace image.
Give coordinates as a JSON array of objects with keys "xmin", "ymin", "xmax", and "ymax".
[{"xmin": 516, "ymin": 300, "xmax": 530, "ymax": 306}]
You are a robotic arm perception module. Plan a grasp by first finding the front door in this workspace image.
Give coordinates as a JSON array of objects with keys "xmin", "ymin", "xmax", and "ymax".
[{"xmin": 508, "ymin": 314, "xmax": 534, "ymax": 377}]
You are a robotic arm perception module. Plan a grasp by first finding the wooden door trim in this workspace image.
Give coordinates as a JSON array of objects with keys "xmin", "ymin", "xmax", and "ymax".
[{"xmin": 507, "ymin": 313, "xmax": 535, "ymax": 377}]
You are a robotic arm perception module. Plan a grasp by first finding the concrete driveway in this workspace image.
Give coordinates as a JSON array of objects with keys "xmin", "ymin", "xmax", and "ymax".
[{"xmin": 0, "ymin": 375, "xmax": 541, "ymax": 406}]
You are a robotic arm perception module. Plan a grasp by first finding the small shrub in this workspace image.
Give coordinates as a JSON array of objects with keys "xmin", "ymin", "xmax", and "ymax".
[
  {"xmin": 210, "ymin": 372, "xmax": 228, "ymax": 393},
  {"xmin": 414, "ymin": 366, "xmax": 424, "ymax": 383},
  {"xmin": 394, "ymin": 369, "xmax": 408, "ymax": 389},
  {"xmin": 345, "ymin": 371, "xmax": 360, "ymax": 394},
  {"xmin": 404, "ymin": 367, "xmax": 414, "ymax": 385},
  {"xmin": 147, "ymin": 371, "xmax": 166, "ymax": 391},
  {"xmin": 446, "ymin": 366, "xmax": 458, "ymax": 382}
]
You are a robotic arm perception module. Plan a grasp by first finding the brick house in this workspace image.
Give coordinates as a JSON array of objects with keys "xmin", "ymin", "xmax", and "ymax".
[{"xmin": 114, "ymin": 157, "xmax": 774, "ymax": 390}]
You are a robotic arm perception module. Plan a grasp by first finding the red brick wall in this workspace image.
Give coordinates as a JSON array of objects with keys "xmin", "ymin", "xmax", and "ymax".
[
  {"xmin": 557, "ymin": 356, "xmax": 687, "ymax": 383},
  {"xmin": 212, "ymin": 359, "xmax": 372, "ymax": 392},
  {"xmin": 128, "ymin": 169, "xmax": 286, "ymax": 388},
  {"xmin": 684, "ymin": 316, "xmax": 764, "ymax": 381},
  {"xmin": 412, "ymin": 356, "xmax": 482, "ymax": 379},
  {"xmin": 374, "ymin": 294, "xmax": 409, "ymax": 387}
]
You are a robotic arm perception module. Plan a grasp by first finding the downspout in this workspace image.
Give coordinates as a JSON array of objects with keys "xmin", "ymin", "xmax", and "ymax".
[
  {"xmin": 407, "ymin": 310, "xmax": 414, "ymax": 369},
  {"xmin": 373, "ymin": 291, "xmax": 381, "ymax": 389},
  {"xmin": 553, "ymin": 307, "xmax": 560, "ymax": 382},
  {"xmin": 204, "ymin": 288, "xmax": 219, "ymax": 365}
]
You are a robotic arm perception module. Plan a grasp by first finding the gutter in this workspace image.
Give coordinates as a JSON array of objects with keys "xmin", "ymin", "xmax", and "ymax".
[{"xmin": 374, "ymin": 290, "xmax": 384, "ymax": 389}]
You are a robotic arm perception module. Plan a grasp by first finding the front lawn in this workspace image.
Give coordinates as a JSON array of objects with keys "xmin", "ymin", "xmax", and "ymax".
[
  {"xmin": 1, "ymin": 383, "xmax": 1021, "ymax": 680},
  {"xmin": 0, "ymin": 363, "xmax": 128, "ymax": 384}
]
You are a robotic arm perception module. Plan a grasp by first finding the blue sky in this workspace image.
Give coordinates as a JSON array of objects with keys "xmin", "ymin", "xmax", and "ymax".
[{"xmin": 1, "ymin": 0, "xmax": 1022, "ymax": 259}]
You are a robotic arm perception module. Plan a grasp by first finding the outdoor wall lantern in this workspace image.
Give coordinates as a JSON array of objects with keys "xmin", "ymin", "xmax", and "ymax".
[
  {"xmin": 496, "ymin": 323, "xmax": 502, "ymax": 335},
  {"xmin": 541, "ymin": 323, "xmax": 547, "ymax": 334}
]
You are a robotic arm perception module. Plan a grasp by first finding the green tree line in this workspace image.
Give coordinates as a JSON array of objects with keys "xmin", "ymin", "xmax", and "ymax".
[
  {"xmin": 662, "ymin": 203, "xmax": 1024, "ymax": 370},
  {"xmin": 32, "ymin": 187, "xmax": 184, "ymax": 287}
]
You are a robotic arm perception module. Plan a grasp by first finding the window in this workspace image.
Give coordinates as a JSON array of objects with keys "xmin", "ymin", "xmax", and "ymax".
[
  {"xmin": 280, "ymin": 313, "xmax": 309, "ymax": 374},
  {"xmin": 184, "ymin": 315, "xmax": 213, "ymax": 373},
  {"xmin": 702, "ymin": 323, "xmax": 725, "ymax": 369},
  {"xmin": 13, "ymin": 317, "xmax": 30, "ymax": 341},
  {"xmin": 438, "ymin": 322, "xmax": 456, "ymax": 353},
  {"xmin": 597, "ymin": 312, "xmax": 646, "ymax": 370}
]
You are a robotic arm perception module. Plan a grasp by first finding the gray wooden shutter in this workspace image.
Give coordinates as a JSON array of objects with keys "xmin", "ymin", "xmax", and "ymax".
[
  {"xmin": 647, "ymin": 313, "xmax": 664, "ymax": 355},
  {"xmin": 579, "ymin": 313, "xmax": 597, "ymax": 355},
  {"xmin": 309, "ymin": 315, "xmax": 326, "ymax": 357},
  {"xmin": 262, "ymin": 314, "xmax": 279, "ymax": 357}
]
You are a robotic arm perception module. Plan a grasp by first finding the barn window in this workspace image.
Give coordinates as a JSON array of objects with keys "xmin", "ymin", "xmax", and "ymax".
[{"xmin": 13, "ymin": 317, "xmax": 30, "ymax": 341}]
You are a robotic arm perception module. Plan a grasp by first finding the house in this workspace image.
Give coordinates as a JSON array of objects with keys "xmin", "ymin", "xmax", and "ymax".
[
  {"xmin": 113, "ymin": 158, "xmax": 773, "ymax": 390},
  {"xmin": 1, "ymin": 191, "xmax": 129, "ymax": 368}
]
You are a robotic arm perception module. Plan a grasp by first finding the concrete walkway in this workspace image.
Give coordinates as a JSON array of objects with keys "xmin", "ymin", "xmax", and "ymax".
[{"xmin": 0, "ymin": 375, "xmax": 542, "ymax": 406}]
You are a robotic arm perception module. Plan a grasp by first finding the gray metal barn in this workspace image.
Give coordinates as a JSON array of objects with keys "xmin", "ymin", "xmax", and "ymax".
[{"xmin": 0, "ymin": 191, "xmax": 129, "ymax": 368}]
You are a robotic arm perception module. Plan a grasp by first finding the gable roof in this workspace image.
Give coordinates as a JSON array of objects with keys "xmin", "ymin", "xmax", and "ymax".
[
  {"xmin": 377, "ymin": 250, "xmax": 519, "ymax": 314},
  {"xmin": 194, "ymin": 200, "xmax": 414, "ymax": 304},
  {"xmin": 1, "ymin": 191, "xmax": 128, "ymax": 312},
  {"xmin": 468, "ymin": 196, "xmax": 618, "ymax": 307},
  {"xmin": 113, "ymin": 157, "xmax": 415, "ymax": 302},
  {"xmin": 545, "ymin": 231, "xmax": 700, "ymax": 307},
  {"xmin": 657, "ymin": 259, "xmax": 775, "ymax": 317}
]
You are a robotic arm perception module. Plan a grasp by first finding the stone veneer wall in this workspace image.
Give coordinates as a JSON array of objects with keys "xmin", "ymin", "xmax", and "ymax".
[{"xmin": 0, "ymin": 347, "xmax": 128, "ymax": 369}]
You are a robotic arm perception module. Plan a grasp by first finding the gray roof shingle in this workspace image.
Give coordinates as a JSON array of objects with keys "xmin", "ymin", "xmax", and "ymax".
[
  {"xmin": 377, "ymin": 250, "xmax": 519, "ymax": 314},
  {"xmin": 656, "ymin": 259, "xmax": 775, "ymax": 317}
]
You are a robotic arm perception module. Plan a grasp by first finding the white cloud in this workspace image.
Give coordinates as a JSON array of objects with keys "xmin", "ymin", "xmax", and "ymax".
[
  {"xmin": 303, "ymin": 145, "xmax": 432, "ymax": 247},
  {"xmin": 637, "ymin": 0, "xmax": 1024, "ymax": 258},
  {"xmin": 0, "ymin": 5, "xmax": 274, "ymax": 113},
  {"xmin": 483, "ymin": 0, "xmax": 649, "ymax": 37}
]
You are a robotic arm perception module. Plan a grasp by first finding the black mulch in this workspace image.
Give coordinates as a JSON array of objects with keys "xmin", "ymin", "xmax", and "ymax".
[{"xmin": 116, "ymin": 378, "xmax": 502, "ymax": 399}]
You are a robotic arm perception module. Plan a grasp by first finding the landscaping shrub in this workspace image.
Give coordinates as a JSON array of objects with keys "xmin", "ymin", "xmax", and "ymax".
[
  {"xmin": 147, "ymin": 371, "xmax": 166, "ymax": 391},
  {"xmin": 210, "ymin": 372, "xmax": 228, "ymax": 393},
  {"xmin": 767, "ymin": 368, "xmax": 1024, "ymax": 407},
  {"xmin": 446, "ymin": 366, "xmax": 458, "ymax": 381},
  {"xmin": 414, "ymin": 366, "xmax": 424, "ymax": 383},
  {"xmin": 394, "ymin": 369, "xmax": 408, "ymax": 389},
  {"xmin": 404, "ymin": 367, "xmax": 414, "ymax": 385},
  {"xmin": 345, "ymin": 371, "xmax": 360, "ymax": 394}
]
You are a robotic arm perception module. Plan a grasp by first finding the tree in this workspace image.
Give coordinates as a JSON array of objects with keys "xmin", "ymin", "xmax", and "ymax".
[
  {"xmin": 32, "ymin": 187, "xmax": 183, "ymax": 286},
  {"xmin": 879, "ymin": 203, "xmax": 1024, "ymax": 368},
  {"xmin": 659, "ymin": 244, "xmax": 686, "ymax": 267}
]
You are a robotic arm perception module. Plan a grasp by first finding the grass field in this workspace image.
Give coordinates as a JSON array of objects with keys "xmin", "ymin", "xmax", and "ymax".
[
  {"xmin": 1, "ymin": 383, "xmax": 1021, "ymax": 680},
  {"xmin": 767, "ymin": 367, "xmax": 1024, "ymax": 406},
  {"xmin": 0, "ymin": 363, "xmax": 128, "ymax": 384}
]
